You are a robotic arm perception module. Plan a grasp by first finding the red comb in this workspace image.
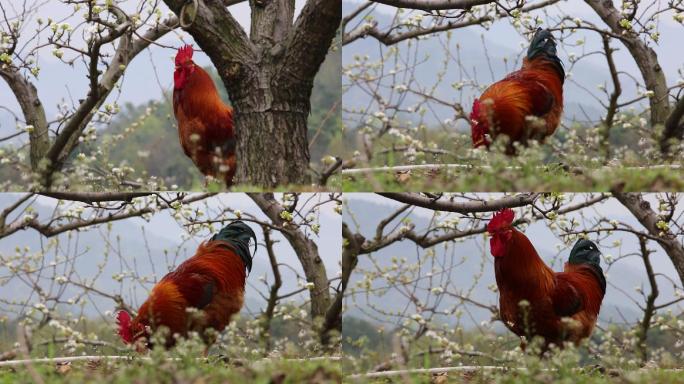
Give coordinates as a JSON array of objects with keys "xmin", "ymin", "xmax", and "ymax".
[
  {"xmin": 487, "ymin": 208, "xmax": 515, "ymax": 233},
  {"xmin": 470, "ymin": 99, "xmax": 490, "ymax": 147},
  {"xmin": 175, "ymin": 45, "xmax": 194, "ymax": 65},
  {"xmin": 116, "ymin": 310, "xmax": 133, "ymax": 344}
]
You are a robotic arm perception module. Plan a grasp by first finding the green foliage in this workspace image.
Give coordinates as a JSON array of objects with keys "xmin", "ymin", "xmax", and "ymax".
[
  {"xmin": 340, "ymin": 163, "xmax": 684, "ymax": 192},
  {"xmin": 93, "ymin": 101, "xmax": 201, "ymax": 189},
  {"xmin": 342, "ymin": 317, "xmax": 392, "ymax": 357},
  {"xmin": 0, "ymin": 355, "xmax": 340, "ymax": 384}
]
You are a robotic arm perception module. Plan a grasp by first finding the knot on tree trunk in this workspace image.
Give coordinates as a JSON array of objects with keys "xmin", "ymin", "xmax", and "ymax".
[
  {"xmin": 179, "ymin": 0, "xmax": 199, "ymax": 29},
  {"xmin": 223, "ymin": 62, "xmax": 244, "ymax": 85}
]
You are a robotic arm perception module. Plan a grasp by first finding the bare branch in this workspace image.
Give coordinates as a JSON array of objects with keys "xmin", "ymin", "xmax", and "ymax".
[
  {"xmin": 40, "ymin": 16, "xmax": 179, "ymax": 187},
  {"xmin": 378, "ymin": 193, "xmax": 539, "ymax": 213},
  {"xmin": 344, "ymin": 0, "xmax": 560, "ymax": 45},
  {"xmin": 370, "ymin": 0, "xmax": 493, "ymax": 11},
  {"xmin": 0, "ymin": 69, "xmax": 49, "ymax": 170},
  {"xmin": 584, "ymin": 0, "xmax": 670, "ymax": 137},
  {"xmin": 612, "ymin": 191, "xmax": 684, "ymax": 286},
  {"xmin": 0, "ymin": 193, "xmax": 214, "ymax": 239},
  {"xmin": 600, "ymin": 34, "xmax": 621, "ymax": 160},
  {"xmin": 39, "ymin": 192, "xmax": 152, "ymax": 204}
]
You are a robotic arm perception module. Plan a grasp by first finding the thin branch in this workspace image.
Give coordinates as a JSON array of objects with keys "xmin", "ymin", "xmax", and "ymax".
[
  {"xmin": 378, "ymin": 193, "xmax": 539, "ymax": 213},
  {"xmin": 39, "ymin": 192, "xmax": 152, "ymax": 204},
  {"xmin": 369, "ymin": 0, "xmax": 493, "ymax": 11}
]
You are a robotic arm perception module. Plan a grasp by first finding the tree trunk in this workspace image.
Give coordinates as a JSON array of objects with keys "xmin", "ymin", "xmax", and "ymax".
[
  {"xmin": 248, "ymin": 193, "xmax": 331, "ymax": 319},
  {"xmin": 613, "ymin": 191, "xmax": 684, "ymax": 286},
  {"xmin": 584, "ymin": 0, "xmax": 672, "ymax": 150},
  {"xmin": 0, "ymin": 70, "xmax": 49, "ymax": 171},
  {"xmin": 232, "ymin": 69, "xmax": 312, "ymax": 186}
]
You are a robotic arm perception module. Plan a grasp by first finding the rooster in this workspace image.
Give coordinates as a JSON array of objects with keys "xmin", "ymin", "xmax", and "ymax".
[
  {"xmin": 116, "ymin": 221, "xmax": 257, "ymax": 350},
  {"xmin": 173, "ymin": 45, "xmax": 236, "ymax": 186},
  {"xmin": 471, "ymin": 28, "xmax": 564, "ymax": 154},
  {"xmin": 487, "ymin": 208, "xmax": 605, "ymax": 351}
]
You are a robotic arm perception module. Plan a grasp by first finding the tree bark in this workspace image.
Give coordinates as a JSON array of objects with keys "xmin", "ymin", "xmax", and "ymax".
[
  {"xmin": 662, "ymin": 96, "xmax": 684, "ymax": 154},
  {"xmin": 0, "ymin": 70, "xmax": 49, "ymax": 170},
  {"xmin": 163, "ymin": 0, "xmax": 341, "ymax": 187},
  {"xmin": 233, "ymin": 84, "xmax": 312, "ymax": 186}
]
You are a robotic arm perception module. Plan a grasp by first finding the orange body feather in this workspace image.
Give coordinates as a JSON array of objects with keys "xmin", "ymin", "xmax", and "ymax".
[
  {"xmin": 129, "ymin": 242, "xmax": 246, "ymax": 348},
  {"xmin": 471, "ymin": 29, "xmax": 564, "ymax": 153},
  {"xmin": 117, "ymin": 222, "xmax": 256, "ymax": 350},
  {"xmin": 173, "ymin": 46, "xmax": 235, "ymax": 186}
]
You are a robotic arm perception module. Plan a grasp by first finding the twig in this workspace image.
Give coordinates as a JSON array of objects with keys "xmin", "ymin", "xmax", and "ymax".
[
  {"xmin": 343, "ymin": 164, "xmax": 497, "ymax": 174},
  {"xmin": 39, "ymin": 192, "xmax": 153, "ymax": 204},
  {"xmin": 379, "ymin": 192, "xmax": 539, "ymax": 214},
  {"xmin": 341, "ymin": 163, "xmax": 683, "ymax": 174},
  {"xmin": 0, "ymin": 355, "xmax": 341, "ymax": 368},
  {"xmin": 348, "ymin": 366, "xmax": 684, "ymax": 379},
  {"xmin": 348, "ymin": 366, "xmax": 528, "ymax": 379},
  {"xmin": 319, "ymin": 157, "xmax": 344, "ymax": 186}
]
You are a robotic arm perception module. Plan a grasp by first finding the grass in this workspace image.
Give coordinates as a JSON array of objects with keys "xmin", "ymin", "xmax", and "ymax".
[
  {"xmin": 8, "ymin": 354, "xmax": 684, "ymax": 384},
  {"xmin": 342, "ymin": 317, "xmax": 684, "ymax": 383},
  {"xmin": 339, "ymin": 164, "xmax": 684, "ymax": 192},
  {"xmin": 0, "ymin": 316, "xmax": 342, "ymax": 383},
  {"xmin": 338, "ymin": 125, "xmax": 684, "ymax": 191},
  {"xmin": 334, "ymin": 116, "xmax": 684, "ymax": 192},
  {"xmin": 0, "ymin": 355, "xmax": 341, "ymax": 384},
  {"xmin": 346, "ymin": 368, "xmax": 684, "ymax": 383}
]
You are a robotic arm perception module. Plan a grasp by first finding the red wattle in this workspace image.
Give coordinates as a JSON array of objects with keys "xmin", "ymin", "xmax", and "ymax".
[{"xmin": 490, "ymin": 236, "xmax": 505, "ymax": 257}]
